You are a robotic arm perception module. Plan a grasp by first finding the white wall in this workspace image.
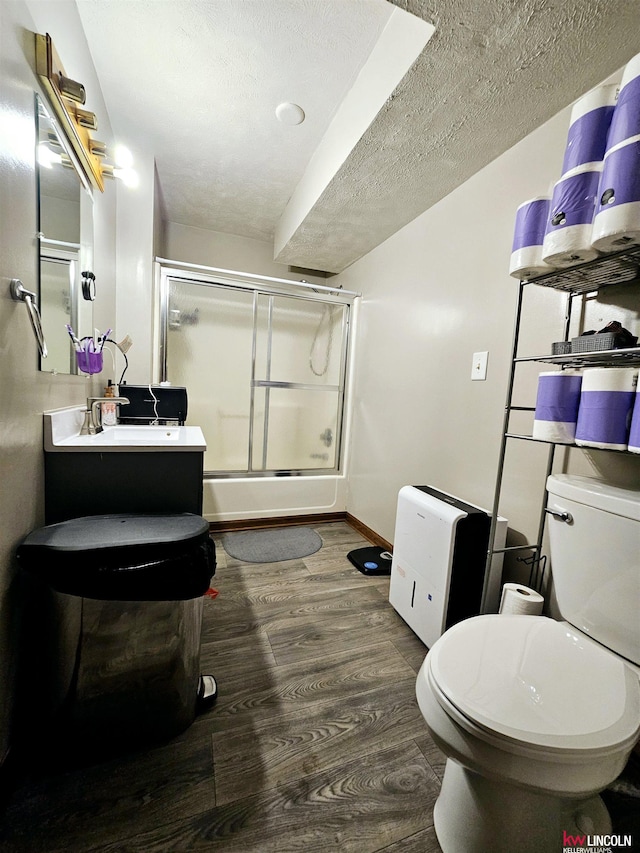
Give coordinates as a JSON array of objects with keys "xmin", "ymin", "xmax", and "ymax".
[
  {"xmin": 114, "ymin": 143, "xmax": 156, "ymax": 385},
  {"xmin": 162, "ymin": 221, "xmax": 330, "ymax": 285},
  {"xmin": 336, "ymin": 84, "xmax": 640, "ymax": 585}
]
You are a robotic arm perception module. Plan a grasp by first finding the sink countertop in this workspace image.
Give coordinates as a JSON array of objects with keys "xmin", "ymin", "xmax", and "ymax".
[{"xmin": 44, "ymin": 407, "xmax": 206, "ymax": 453}]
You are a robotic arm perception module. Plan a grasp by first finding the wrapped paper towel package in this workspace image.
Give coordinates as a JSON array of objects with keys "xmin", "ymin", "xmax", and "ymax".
[
  {"xmin": 591, "ymin": 136, "xmax": 640, "ymax": 252},
  {"xmin": 542, "ymin": 167, "xmax": 601, "ymax": 267},
  {"xmin": 499, "ymin": 583, "xmax": 544, "ymax": 616},
  {"xmin": 561, "ymin": 84, "xmax": 618, "ymax": 176},
  {"xmin": 605, "ymin": 52, "xmax": 640, "ymax": 151},
  {"xmin": 509, "ymin": 196, "xmax": 552, "ymax": 279},
  {"xmin": 575, "ymin": 367, "xmax": 638, "ymax": 450},
  {"xmin": 532, "ymin": 371, "xmax": 582, "ymax": 443}
]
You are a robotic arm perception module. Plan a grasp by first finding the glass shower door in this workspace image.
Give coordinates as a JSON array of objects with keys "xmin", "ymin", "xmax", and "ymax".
[
  {"xmin": 165, "ymin": 279, "xmax": 255, "ymax": 472},
  {"xmin": 164, "ymin": 276, "xmax": 349, "ymax": 475},
  {"xmin": 251, "ymin": 294, "xmax": 346, "ymax": 472}
]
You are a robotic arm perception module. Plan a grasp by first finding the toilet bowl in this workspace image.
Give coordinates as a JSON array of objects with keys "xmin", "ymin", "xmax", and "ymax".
[
  {"xmin": 417, "ymin": 614, "xmax": 640, "ymax": 853},
  {"xmin": 414, "ymin": 475, "xmax": 640, "ymax": 852}
]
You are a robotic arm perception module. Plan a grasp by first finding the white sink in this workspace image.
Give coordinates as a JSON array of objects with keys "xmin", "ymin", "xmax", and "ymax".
[
  {"xmin": 106, "ymin": 425, "xmax": 181, "ymax": 443},
  {"xmin": 44, "ymin": 407, "xmax": 206, "ymax": 453}
]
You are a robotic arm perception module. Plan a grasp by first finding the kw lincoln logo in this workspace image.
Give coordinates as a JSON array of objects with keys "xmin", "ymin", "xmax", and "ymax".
[{"xmin": 562, "ymin": 830, "xmax": 634, "ymax": 852}]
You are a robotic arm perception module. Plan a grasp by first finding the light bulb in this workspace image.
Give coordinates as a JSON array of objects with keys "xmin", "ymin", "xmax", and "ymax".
[{"xmin": 114, "ymin": 144, "xmax": 134, "ymax": 168}]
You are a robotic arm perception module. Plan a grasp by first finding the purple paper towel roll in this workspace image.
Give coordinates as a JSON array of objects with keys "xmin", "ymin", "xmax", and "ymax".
[
  {"xmin": 509, "ymin": 197, "xmax": 552, "ymax": 279},
  {"xmin": 532, "ymin": 371, "xmax": 583, "ymax": 443},
  {"xmin": 606, "ymin": 54, "xmax": 640, "ymax": 151},
  {"xmin": 592, "ymin": 136, "xmax": 640, "ymax": 252},
  {"xmin": 512, "ymin": 198, "xmax": 550, "ymax": 252},
  {"xmin": 542, "ymin": 167, "xmax": 601, "ymax": 267},
  {"xmin": 575, "ymin": 367, "xmax": 638, "ymax": 451},
  {"xmin": 561, "ymin": 85, "xmax": 617, "ymax": 176}
]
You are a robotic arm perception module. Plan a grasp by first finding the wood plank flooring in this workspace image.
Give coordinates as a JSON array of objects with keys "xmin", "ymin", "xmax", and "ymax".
[{"xmin": 0, "ymin": 522, "xmax": 443, "ymax": 852}]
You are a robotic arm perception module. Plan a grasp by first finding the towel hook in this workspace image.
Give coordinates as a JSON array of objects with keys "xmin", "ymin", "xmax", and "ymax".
[{"xmin": 10, "ymin": 279, "xmax": 48, "ymax": 358}]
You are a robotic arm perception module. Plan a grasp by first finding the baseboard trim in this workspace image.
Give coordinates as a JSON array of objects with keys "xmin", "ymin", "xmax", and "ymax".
[
  {"xmin": 208, "ymin": 512, "xmax": 392, "ymax": 553},
  {"xmin": 345, "ymin": 513, "xmax": 392, "ymax": 552},
  {"xmin": 209, "ymin": 512, "xmax": 393, "ymax": 551},
  {"xmin": 208, "ymin": 512, "xmax": 348, "ymax": 534}
]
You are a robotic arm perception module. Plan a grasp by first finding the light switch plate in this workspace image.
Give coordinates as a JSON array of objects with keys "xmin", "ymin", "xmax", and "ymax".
[{"xmin": 471, "ymin": 351, "xmax": 488, "ymax": 381}]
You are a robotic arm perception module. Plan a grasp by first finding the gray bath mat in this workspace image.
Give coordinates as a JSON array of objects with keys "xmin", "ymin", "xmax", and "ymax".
[{"xmin": 221, "ymin": 527, "xmax": 322, "ymax": 563}]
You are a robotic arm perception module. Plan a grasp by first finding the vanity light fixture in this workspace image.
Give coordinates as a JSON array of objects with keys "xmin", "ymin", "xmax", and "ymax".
[
  {"xmin": 35, "ymin": 32, "xmax": 105, "ymax": 191},
  {"xmin": 89, "ymin": 139, "xmax": 107, "ymax": 158},
  {"xmin": 36, "ymin": 33, "xmax": 139, "ymax": 192},
  {"xmin": 75, "ymin": 108, "xmax": 98, "ymax": 131},
  {"xmin": 57, "ymin": 73, "xmax": 86, "ymax": 105}
]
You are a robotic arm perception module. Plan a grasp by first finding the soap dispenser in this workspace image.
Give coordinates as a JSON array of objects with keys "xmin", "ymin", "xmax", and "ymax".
[{"xmin": 101, "ymin": 383, "xmax": 117, "ymax": 427}]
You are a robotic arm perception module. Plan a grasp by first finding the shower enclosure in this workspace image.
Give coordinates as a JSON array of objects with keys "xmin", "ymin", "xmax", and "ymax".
[{"xmin": 157, "ymin": 264, "xmax": 355, "ymax": 478}]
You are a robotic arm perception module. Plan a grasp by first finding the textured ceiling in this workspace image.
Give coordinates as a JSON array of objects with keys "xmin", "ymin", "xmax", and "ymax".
[
  {"xmin": 76, "ymin": 0, "xmax": 394, "ymax": 240},
  {"xmin": 78, "ymin": 0, "xmax": 640, "ymax": 273}
]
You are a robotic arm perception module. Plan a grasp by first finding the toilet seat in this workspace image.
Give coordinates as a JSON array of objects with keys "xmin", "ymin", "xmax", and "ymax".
[{"xmin": 427, "ymin": 615, "xmax": 640, "ymax": 756}]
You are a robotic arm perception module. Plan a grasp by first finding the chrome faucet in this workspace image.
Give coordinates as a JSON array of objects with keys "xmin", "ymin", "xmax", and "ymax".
[{"xmin": 83, "ymin": 396, "xmax": 130, "ymax": 435}]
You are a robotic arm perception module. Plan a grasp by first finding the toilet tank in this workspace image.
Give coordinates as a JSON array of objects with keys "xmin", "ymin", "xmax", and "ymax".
[{"xmin": 546, "ymin": 474, "xmax": 640, "ymax": 666}]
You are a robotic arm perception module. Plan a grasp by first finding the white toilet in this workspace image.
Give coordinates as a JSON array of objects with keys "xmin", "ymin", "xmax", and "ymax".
[{"xmin": 416, "ymin": 474, "xmax": 640, "ymax": 853}]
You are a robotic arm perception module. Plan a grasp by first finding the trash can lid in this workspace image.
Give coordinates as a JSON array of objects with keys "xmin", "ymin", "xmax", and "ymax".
[
  {"xmin": 20, "ymin": 513, "xmax": 210, "ymax": 552},
  {"xmin": 17, "ymin": 513, "xmax": 215, "ymax": 601}
]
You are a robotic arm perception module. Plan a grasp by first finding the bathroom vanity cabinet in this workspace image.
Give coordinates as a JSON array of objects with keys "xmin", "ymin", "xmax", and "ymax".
[
  {"xmin": 486, "ymin": 245, "xmax": 640, "ymax": 590},
  {"xmin": 45, "ymin": 452, "xmax": 204, "ymax": 524},
  {"xmin": 43, "ymin": 410, "xmax": 206, "ymax": 524}
]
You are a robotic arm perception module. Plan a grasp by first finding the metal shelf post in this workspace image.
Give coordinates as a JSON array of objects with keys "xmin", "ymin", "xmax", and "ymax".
[{"xmin": 484, "ymin": 245, "xmax": 640, "ymax": 602}]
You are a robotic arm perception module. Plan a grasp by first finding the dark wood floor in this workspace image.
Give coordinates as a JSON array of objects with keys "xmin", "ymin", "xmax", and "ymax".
[{"xmin": 0, "ymin": 522, "xmax": 444, "ymax": 852}]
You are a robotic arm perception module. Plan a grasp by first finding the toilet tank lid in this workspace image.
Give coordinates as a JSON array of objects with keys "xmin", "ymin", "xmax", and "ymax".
[{"xmin": 546, "ymin": 474, "xmax": 640, "ymax": 521}]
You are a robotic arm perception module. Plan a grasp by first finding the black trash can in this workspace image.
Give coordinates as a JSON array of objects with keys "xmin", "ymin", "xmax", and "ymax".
[{"xmin": 16, "ymin": 513, "xmax": 216, "ymax": 753}]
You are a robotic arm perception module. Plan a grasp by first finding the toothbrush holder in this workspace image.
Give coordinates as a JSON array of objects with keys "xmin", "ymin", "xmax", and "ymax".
[{"xmin": 76, "ymin": 350, "xmax": 103, "ymax": 374}]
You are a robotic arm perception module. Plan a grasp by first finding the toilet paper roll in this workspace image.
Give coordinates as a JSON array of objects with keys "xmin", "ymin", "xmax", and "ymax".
[
  {"xmin": 499, "ymin": 583, "xmax": 544, "ymax": 616},
  {"xmin": 575, "ymin": 367, "xmax": 638, "ymax": 450},
  {"xmin": 627, "ymin": 389, "xmax": 640, "ymax": 454},
  {"xmin": 509, "ymin": 196, "xmax": 553, "ymax": 279},
  {"xmin": 591, "ymin": 136, "xmax": 640, "ymax": 252},
  {"xmin": 561, "ymin": 84, "xmax": 618, "ymax": 177},
  {"xmin": 605, "ymin": 52, "xmax": 640, "ymax": 151},
  {"xmin": 542, "ymin": 167, "xmax": 602, "ymax": 267},
  {"xmin": 532, "ymin": 370, "xmax": 582, "ymax": 443}
]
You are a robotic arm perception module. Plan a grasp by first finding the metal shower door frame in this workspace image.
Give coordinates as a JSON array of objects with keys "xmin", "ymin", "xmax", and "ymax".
[{"xmin": 156, "ymin": 261, "xmax": 356, "ymax": 477}]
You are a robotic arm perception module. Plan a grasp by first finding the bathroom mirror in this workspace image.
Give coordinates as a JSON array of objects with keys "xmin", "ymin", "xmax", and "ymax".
[{"xmin": 36, "ymin": 95, "xmax": 94, "ymax": 374}]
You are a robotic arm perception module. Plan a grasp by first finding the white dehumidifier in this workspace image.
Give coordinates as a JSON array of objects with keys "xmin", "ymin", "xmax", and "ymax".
[{"xmin": 388, "ymin": 485, "xmax": 507, "ymax": 648}]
